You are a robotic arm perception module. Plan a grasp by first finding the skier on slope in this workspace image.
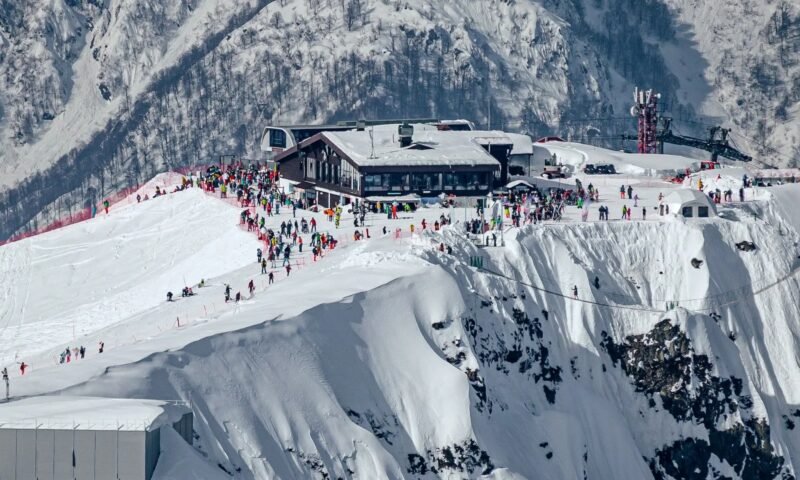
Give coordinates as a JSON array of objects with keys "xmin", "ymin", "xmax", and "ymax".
[
  {"xmin": 261, "ymin": 258, "xmax": 267, "ymax": 274},
  {"xmin": 248, "ymin": 280, "xmax": 255, "ymax": 296},
  {"xmin": 224, "ymin": 284, "xmax": 232, "ymax": 303},
  {"xmin": 103, "ymin": 199, "xmax": 110, "ymax": 214},
  {"xmin": 268, "ymin": 271, "xmax": 274, "ymax": 284},
  {"xmin": 572, "ymin": 286, "xmax": 578, "ymax": 299},
  {"xmin": 257, "ymin": 248, "xmax": 263, "ymax": 263},
  {"xmin": 167, "ymin": 291, "xmax": 174, "ymax": 302}
]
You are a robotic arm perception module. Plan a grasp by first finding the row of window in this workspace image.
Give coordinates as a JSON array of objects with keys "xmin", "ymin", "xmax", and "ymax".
[
  {"xmin": 302, "ymin": 156, "xmax": 360, "ymax": 191},
  {"xmin": 301, "ymin": 153, "xmax": 492, "ymax": 193},
  {"xmin": 682, "ymin": 205, "xmax": 710, "ymax": 218},
  {"xmin": 364, "ymin": 172, "xmax": 491, "ymax": 192}
]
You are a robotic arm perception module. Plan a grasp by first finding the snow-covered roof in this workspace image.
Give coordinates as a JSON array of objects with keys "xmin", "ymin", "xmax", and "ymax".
[
  {"xmin": 505, "ymin": 179, "xmax": 536, "ymax": 190},
  {"xmin": 506, "ymin": 133, "xmax": 534, "ymax": 156},
  {"xmin": 322, "ymin": 125, "xmax": 501, "ymax": 168},
  {"xmin": 664, "ymin": 189, "xmax": 713, "ymax": 206},
  {"xmin": 0, "ymin": 396, "xmax": 190, "ymax": 431}
]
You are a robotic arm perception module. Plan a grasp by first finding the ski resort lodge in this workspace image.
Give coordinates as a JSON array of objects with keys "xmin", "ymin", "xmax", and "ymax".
[
  {"xmin": 0, "ymin": 396, "xmax": 192, "ymax": 480},
  {"xmin": 269, "ymin": 122, "xmax": 527, "ymax": 207}
]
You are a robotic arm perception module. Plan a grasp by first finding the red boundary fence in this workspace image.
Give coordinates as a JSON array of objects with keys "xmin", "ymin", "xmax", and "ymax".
[{"xmin": 1, "ymin": 166, "xmax": 207, "ymax": 247}]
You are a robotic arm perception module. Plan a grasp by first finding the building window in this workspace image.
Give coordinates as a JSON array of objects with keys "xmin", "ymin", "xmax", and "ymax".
[
  {"xmin": 444, "ymin": 173, "xmax": 456, "ymax": 190},
  {"xmin": 682, "ymin": 206, "xmax": 693, "ymax": 217},
  {"xmin": 384, "ymin": 173, "xmax": 406, "ymax": 191},
  {"xmin": 410, "ymin": 173, "xmax": 440, "ymax": 191},
  {"xmin": 365, "ymin": 175, "xmax": 382, "ymax": 191},
  {"xmin": 698, "ymin": 206, "xmax": 709, "ymax": 218},
  {"xmin": 269, "ymin": 129, "xmax": 287, "ymax": 149}
]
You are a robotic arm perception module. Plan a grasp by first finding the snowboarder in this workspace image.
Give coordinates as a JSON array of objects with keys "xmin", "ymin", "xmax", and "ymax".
[{"xmin": 166, "ymin": 291, "xmax": 174, "ymax": 302}]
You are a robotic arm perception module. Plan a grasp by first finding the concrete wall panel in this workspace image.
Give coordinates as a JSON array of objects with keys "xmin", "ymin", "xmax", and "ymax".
[
  {"xmin": 53, "ymin": 430, "xmax": 75, "ymax": 480},
  {"xmin": 15, "ymin": 429, "xmax": 36, "ymax": 480},
  {"xmin": 35, "ymin": 429, "xmax": 55, "ymax": 480},
  {"xmin": 74, "ymin": 430, "xmax": 95, "ymax": 480},
  {"xmin": 118, "ymin": 431, "xmax": 145, "ymax": 480},
  {"xmin": 94, "ymin": 430, "xmax": 118, "ymax": 480},
  {"xmin": 0, "ymin": 429, "xmax": 18, "ymax": 480}
]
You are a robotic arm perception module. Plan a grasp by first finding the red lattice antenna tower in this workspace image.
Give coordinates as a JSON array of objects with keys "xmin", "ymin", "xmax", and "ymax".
[{"xmin": 630, "ymin": 87, "xmax": 661, "ymax": 154}]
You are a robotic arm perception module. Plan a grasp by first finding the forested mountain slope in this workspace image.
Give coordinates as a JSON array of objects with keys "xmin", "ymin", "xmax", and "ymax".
[{"xmin": 1, "ymin": 0, "xmax": 798, "ymax": 238}]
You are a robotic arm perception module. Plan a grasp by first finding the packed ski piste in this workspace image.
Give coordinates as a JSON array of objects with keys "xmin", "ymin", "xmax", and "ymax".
[{"xmin": 2, "ymin": 145, "xmax": 800, "ymax": 479}]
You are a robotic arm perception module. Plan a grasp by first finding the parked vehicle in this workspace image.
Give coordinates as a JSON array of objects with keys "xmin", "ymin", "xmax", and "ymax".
[
  {"xmin": 583, "ymin": 164, "xmax": 616, "ymax": 175},
  {"xmin": 541, "ymin": 165, "xmax": 567, "ymax": 179}
]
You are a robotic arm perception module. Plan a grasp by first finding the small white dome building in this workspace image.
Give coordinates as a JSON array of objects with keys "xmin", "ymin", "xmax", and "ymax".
[{"xmin": 664, "ymin": 189, "xmax": 717, "ymax": 218}]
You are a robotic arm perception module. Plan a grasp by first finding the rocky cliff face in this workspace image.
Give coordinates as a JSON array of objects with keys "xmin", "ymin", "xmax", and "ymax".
[{"xmin": 0, "ymin": 0, "xmax": 798, "ymax": 238}]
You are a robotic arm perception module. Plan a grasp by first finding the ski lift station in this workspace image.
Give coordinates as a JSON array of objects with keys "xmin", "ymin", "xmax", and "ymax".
[
  {"xmin": 0, "ymin": 396, "xmax": 192, "ymax": 480},
  {"xmin": 664, "ymin": 189, "xmax": 717, "ymax": 219}
]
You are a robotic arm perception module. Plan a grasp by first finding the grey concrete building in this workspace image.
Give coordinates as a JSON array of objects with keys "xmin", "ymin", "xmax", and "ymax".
[{"xmin": 0, "ymin": 396, "xmax": 192, "ymax": 480}]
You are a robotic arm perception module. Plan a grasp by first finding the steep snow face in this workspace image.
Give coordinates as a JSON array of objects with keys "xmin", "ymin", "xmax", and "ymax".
[{"xmin": 12, "ymin": 185, "xmax": 800, "ymax": 479}]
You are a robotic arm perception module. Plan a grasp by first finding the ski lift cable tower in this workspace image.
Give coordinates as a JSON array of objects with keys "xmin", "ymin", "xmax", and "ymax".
[{"xmin": 630, "ymin": 87, "xmax": 661, "ymax": 154}]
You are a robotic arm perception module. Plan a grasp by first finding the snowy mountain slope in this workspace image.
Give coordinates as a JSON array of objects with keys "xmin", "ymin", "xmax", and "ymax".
[
  {"xmin": 4, "ymin": 179, "xmax": 800, "ymax": 479},
  {"xmin": 0, "ymin": 181, "xmax": 260, "ymax": 364},
  {"xmin": 6, "ymin": 0, "xmax": 799, "ymax": 240}
]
